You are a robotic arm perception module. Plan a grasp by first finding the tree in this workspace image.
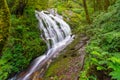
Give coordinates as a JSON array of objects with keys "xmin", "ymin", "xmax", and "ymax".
[
  {"xmin": 0, "ymin": 0, "xmax": 10, "ymax": 54},
  {"xmin": 11, "ymin": 0, "xmax": 28, "ymax": 15},
  {"xmin": 82, "ymin": 0, "xmax": 91, "ymax": 24},
  {"xmin": 96, "ymin": 0, "xmax": 103, "ymax": 11},
  {"xmin": 8, "ymin": 0, "xmax": 48, "ymax": 15},
  {"xmin": 104, "ymin": 0, "xmax": 110, "ymax": 11}
]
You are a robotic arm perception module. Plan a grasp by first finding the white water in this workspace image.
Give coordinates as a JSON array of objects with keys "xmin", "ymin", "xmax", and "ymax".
[{"xmin": 10, "ymin": 10, "xmax": 74, "ymax": 80}]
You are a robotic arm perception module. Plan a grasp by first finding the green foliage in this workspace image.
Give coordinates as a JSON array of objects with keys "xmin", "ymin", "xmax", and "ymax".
[
  {"xmin": 1, "ymin": 0, "xmax": 112, "ymax": 79},
  {"xmin": 80, "ymin": 0, "xmax": 120, "ymax": 79},
  {"xmin": 108, "ymin": 54, "xmax": 120, "ymax": 80},
  {"xmin": 0, "ymin": 2, "xmax": 47, "ymax": 79}
]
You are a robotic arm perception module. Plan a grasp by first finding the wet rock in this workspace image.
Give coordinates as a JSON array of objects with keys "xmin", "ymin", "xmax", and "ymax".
[
  {"xmin": 70, "ymin": 48, "xmax": 75, "ymax": 50},
  {"xmin": 43, "ymin": 34, "xmax": 89, "ymax": 80},
  {"xmin": 63, "ymin": 55, "xmax": 67, "ymax": 58},
  {"xmin": 71, "ymin": 53, "xmax": 77, "ymax": 57}
]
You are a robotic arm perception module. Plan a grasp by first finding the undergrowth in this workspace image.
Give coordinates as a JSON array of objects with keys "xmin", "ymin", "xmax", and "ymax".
[
  {"xmin": 80, "ymin": 0, "xmax": 120, "ymax": 80},
  {"xmin": 0, "ymin": 7, "xmax": 47, "ymax": 80}
]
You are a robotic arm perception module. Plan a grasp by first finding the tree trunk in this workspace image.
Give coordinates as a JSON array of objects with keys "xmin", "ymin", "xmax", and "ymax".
[
  {"xmin": 96, "ymin": 0, "xmax": 103, "ymax": 11},
  {"xmin": 93, "ymin": 0, "xmax": 96, "ymax": 12},
  {"xmin": 82, "ymin": 0, "xmax": 91, "ymax": 24},
  {"xmin": 12, "ymin": 0, "xmax": 28, "ymax": 15},
  {"xmin": 0, "ymin": 0, "xmax": 10, "ymax": 53},
  {"xmin": 104, "ymin": 0, "xmax": 110, "ymax": 11}
]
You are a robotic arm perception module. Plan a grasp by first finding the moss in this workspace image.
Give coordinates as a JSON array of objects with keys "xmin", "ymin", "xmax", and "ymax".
[
  {"xmin": 0, "ymin": 0, "xmax": 10, "ymax": 53},
  {"xmin": 44, "ymin": 32, "xmax": 84, "ymax": 79},
  {"xmin": 35, "ymin": 0, "xmax": 48, "ymax": 10},
  {"xmin": 44, "ymin": 57, "xmax": 71, "ymax": 78}
]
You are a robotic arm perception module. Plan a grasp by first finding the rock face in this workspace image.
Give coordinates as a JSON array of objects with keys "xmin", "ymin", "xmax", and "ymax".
[
  {"xmin": 0, "ymin": 0, "xmax": 10, "ymax": 53},
  {"xmin": 44, "ymin": 34, "xmax": 89, "ymax": 80}
]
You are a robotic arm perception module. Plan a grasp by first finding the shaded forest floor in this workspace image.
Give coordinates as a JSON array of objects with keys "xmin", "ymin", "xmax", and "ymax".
[{"xmin": 43, "ymin": 34, "xmax": 89, "ymax": 80}]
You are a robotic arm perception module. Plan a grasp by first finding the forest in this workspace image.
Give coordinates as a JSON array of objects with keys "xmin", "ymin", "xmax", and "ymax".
[{"xmin": 0, "ymin": 0, "xmax": 120, "ymax": 80}]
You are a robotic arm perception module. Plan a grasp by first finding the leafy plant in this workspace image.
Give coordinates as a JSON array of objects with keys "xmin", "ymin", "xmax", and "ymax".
[{"xmin": 79, "ymin": 0, "xmax": 120, "ymax": 79}]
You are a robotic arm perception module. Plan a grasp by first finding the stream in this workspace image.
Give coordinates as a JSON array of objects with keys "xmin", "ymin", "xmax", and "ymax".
[{"xmin": 10, "ymin": 10, "xmax": 74, "ymax": 80}]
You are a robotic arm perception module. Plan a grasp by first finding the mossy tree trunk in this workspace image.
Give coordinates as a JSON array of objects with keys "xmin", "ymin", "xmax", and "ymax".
[
  {"xmin": 11, "ymin": 0, "xmax": 28, "ymax": 15},
  {"xmin": 82, "ymin": 0, "xmax": 91, "ymax": 24},
  {"xmin": 93, "ymin": 0, "xmax": 97, "ymax": 12},
  {"xmin": 104, "ymin": 0, "xmax": 110, "ymax": 11},
  {"xmin": 0, "ymin": 0, "xmax": 10, "ymax": 53},
  {"xmin": 8, "ymin": 0, "xmax": 48, "ymax": 15},
  {"xmin": 97, "ymin": 0, "xmax": 102, "ymax": 10}
]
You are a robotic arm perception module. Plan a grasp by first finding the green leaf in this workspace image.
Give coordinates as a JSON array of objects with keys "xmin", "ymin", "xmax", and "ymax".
[
  {"xmin": 109, "ymin": 69, "xmax": 120, "ymax": 80},
  {"xmin": 97, "ymin": 66, "xmax": 104, "ymax": 70},
  {"xmin": 91, "ymin": 58, "xmax": 98, "ymax": 63},
  {"xmin": 91, "ymin": 51, "xmax": 101, "ymax": 56}
]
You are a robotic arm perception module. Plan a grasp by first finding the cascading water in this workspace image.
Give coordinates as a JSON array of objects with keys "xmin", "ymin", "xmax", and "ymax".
[{"xmin": 10, "ymin": 10, "xmax": 74, "ymax": 80}]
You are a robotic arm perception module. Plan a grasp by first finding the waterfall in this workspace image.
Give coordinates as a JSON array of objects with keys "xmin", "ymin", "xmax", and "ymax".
[{"xmin": 10, "ymin": 10, "xmax": 74, "ymax": 80}]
